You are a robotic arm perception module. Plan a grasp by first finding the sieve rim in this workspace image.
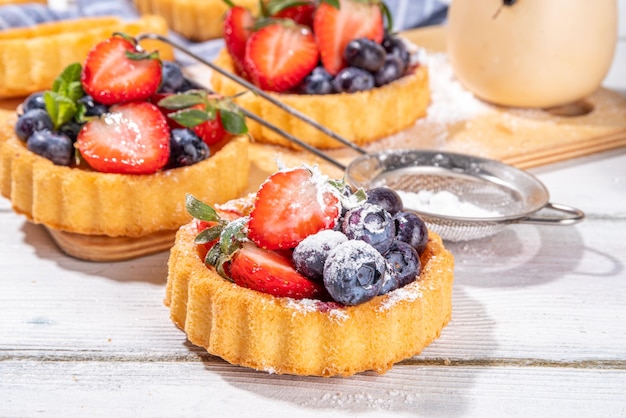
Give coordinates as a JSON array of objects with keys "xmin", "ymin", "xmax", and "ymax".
[{"xmin": 346, "ymin": 149, "xmax": 551, "ymax": 225}]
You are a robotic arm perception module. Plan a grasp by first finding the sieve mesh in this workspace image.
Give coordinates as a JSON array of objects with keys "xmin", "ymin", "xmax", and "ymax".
[{"xmin": 346, "ymin": 150, "xmax": 555, "ymax": 242}]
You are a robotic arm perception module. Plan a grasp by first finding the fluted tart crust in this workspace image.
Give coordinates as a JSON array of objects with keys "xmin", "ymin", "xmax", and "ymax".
[
  {"xmin": 166, "ymin": 221, "xmax": 454, "ymax": 377},
  {"xmin": 0, "ymin": 128, "xmax": 250, "ymax": 238},
  {"xmin": 210, "ymin": 48, "xmax": 430, "ymax": 150}
]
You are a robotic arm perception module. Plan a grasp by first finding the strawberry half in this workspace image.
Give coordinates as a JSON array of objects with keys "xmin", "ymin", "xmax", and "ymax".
[
  {"xmin": 223, "ymin": 5, "xmax": 255, "ymax": 76},
  {"xmin": 76, "ymin": 102, "xmax": 170, "ymax": 174},
  {"xmin": 229, "ymin": 242, "xmax": 327, "ymax": 299},
  {"xmin": 248, "ymin": 167, "xmax": 341, "ymax": 250},
  {"xmin": 81, "ymin": 35, "xmax": 162, "ymax": 105},
  {"xmin": 313, "ymin": 0, "xmax": 385, "ymax": 75},
  {"xmin": 244, "ymin": 21, "xmax": 319, "ymax": 92}
]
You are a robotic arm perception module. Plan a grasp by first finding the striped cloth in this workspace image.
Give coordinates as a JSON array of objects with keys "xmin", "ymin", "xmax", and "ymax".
[{"xmin": 0, "ymin": 0, "xmax": 449, "ymax": 64}]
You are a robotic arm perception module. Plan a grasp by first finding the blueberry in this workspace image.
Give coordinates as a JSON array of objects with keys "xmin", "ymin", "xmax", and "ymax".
[
  {"xmin": 22, "ymin": 91, "xmax": 47, "ymax": 113},
  {"xmin": 332, "ymin": 67, "xmax": 375, "ymax": 93},
  {"xmin": 374, "ymin": 55, "xmax": 405, "ymax": 87},
  {"xmin": 293, "ymin": 229, "xmax": 348, "ymax": 281},
  {"xmin": 366, "ymin": 187, "xmax": 403, "ymax": 215},
  {"xmin": 14, "ymin": 108, "xmax": 53, "ymax": 142},
  {"xmin": 78, "ymin": 95, "xmax": 109, "ymax": 117},
  {"xmin": 300, "ymin": 66, "xmax": 335, "ymax": 95},
  {"xmin": 342, "ymin": 203, "xmax": 396, "ymax": 254},
  {"xmin": 382, "ymin": 34, "xmax": 410, "ymax": 72},
  {"xmin": 394, "ymin": 211, "xmax": 429, "ymax": 254},
  {"xmin": 379, "ymin": 240, "xmax": 420, "ymax": 295},
  {"xmin": 323, "ymin": 240, "xmax": 386, "ymax": 305},
  {"xmin": 58, "ymin": 120, "xmax": 83, "ymax": 141},
  {"xmin": 168, "ymin": 128, "xmax": 210, "ymax": 168},
  {"xmin": 344, "ymin": 38, "xmax": 386, "ymax": 72},
  {"xmin": 159, "ymin": 61, "xmax": 186, "ymax": 93},
  {"xmin": 26, "ymin": 130, "xmax": 74, "ymax": 166}
]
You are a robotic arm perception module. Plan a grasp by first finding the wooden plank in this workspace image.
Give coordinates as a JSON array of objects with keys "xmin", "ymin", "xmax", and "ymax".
[
  {"xmin": 1, "ymin": 361, "xmax": 625, "ymax": 417},
  {"xmin": 2, "ymin": 211, "xmax": 625, "ymax": 362}
]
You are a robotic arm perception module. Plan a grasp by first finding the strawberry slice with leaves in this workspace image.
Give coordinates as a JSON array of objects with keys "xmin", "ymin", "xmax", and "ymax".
[
  {"xmin": 244, "ymin": 21, "xmax": 319, "ymax": 92},
  {"xmin": 223, "ymin": 3, "xmax": 255, "ymax": 76},
  {"xmin": 248, "ymin": 167, "xmax": 341, "ymax": 250},
  {"xmin": 186, "ymin": 191, "xmax": 328, "ymax": 300},
  {"xmin": 157, "ymin": 90, "xmax": 248, "ymax": 145},
  {"xmin": 313, "ymin": 0, "xmax": 388, "ymax": 75},
  {"xmin": 76, "ymin": 102, "xmax": 170, "ymax": 174},
  {"xmin": 230, "ymin": 242, "xmax": 327, "ymax": 299},
  {"xmin": 81, "ymin": 34, "xmax": 162, "ymax": 105}
]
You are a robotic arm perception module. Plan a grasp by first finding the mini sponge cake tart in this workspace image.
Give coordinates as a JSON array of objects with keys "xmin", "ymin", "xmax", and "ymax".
[
  {"xmin": 166, "ymin": 218, "xmax": 454, "ymax": 377},
  {"xmin": 0, "ymin": 15, "xmax": 173, "ymax": 99},
  {"xmin": 210, "ymin": 48, "xmax": 430, "ymax": 150},
  {"xmin": 0, "ymin": 120, "xmax": 250, "ymax": 260}
]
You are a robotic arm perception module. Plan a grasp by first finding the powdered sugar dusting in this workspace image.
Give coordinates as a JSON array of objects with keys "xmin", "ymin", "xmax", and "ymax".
[
  {"xmin": 285, "ymin": 298, "xmax": 349, "ymax": 322},
  {"xmin": 397, "ymin": 190, "xmax": 502, "ymax": 218},
  {"xmin": 378, "ymin": 284, "xmax": 423, "ymax": 311},
  {"xmin": 424, "ymin": 52, "xmax": 489, "ymax": 125}
]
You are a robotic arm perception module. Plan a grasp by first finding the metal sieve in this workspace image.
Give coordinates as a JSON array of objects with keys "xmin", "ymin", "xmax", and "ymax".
[
  {"xmin": 137, "ymin": 34, "xmax": 584, "ymax": 242},
  {"xmin": 346, "ymin": 150, "xmax": 584, "ymax": 241}
]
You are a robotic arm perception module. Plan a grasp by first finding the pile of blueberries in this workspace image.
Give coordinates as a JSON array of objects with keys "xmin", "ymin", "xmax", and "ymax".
[
  {"xmin": 12, "ymin": 61, "xmax": 210, "ymax": 170},
  {"xmin": 299, "ymin": 33, "xmax": 413, "ymax": 95},
  {"xmin": 292, "ymin": 186, "xmax": 429, "ymax": 306}
]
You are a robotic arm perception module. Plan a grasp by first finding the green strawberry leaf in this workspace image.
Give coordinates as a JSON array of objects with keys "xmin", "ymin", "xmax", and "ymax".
[
  {"xmin": 220, "ymin": 109, "xmax": 248, "ymax": 135},
  {"xmin": 186, "ymin": 194, "xmax": 222, "ymax": 221}
]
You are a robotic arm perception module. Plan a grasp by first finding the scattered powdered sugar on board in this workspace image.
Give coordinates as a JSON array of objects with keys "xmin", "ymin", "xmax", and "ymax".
[
  {"xmin": 423, "ymin": 52, "xmax": 489, "ymax": 125},
  {"xmin": 397, "ymin": 189, "xmax": 502, "ymax": 218}
]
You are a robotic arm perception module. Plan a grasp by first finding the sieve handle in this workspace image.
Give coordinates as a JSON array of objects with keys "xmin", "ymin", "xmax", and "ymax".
[{"xmin": 520, "ymin": 202, "xmax": 585, "ymax": 225}]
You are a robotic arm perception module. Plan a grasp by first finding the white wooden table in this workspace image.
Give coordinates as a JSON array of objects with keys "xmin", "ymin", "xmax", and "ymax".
[{"xmin": 2, "ymin": 12, "xmax": 626, "ymax": 418}]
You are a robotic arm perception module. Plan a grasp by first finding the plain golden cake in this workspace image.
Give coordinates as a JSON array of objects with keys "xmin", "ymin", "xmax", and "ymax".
[
  {"xmin": 133, "ymin": 0, "xmax": 259, "ymax": 41},
  {"xmin": 0, "ymin": 32, "xmax": 250, "ymax": 260},
  {"xmin": 0, "ymin": 15, "xmax": 174, "ymax": 98},
  {"xmin": 166, "ymin": 166, "xmax": 454, "ymax": 376},
  {"xmin": 209, "ymin": 0, "xmax": 430, "ymax": 149}
]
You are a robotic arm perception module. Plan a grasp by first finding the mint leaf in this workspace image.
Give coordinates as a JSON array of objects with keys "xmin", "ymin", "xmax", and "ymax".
[
  {"xmin": 195, "ymin": 225, "xmax": 224, "ymax": 244},
  {"xmin": 169, "ymin": 109, "xmax": 211, "ymax": 128},
  {"xmin": 158, "ymin": 92, "xmax": 206, "ymax": 110},
  {"xmin": 185, "ymin": 194, "xmax": 222, "ymax": 221},
  {"xmin": 45, "ymin": 62, "xmax": 84, "ymax": 130},
  {"xmin": 44, "ymin": 91, "xmax": 77, "ymax": 130},
  {"xmin": 220, "ymin": 109, "xmax": 248, "ymax": 135}
]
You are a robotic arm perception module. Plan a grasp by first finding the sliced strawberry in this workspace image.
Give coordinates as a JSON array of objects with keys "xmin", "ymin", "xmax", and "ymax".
[
  {"xmin": 81, "ymin": 35, "xmax": 162, "ymax": 105},
  {"xmin": 223, "ymin": 5, "xmax": 255, "ymax": 76},
  {"xmin": 273, "ymin": 2, "xmax": 315, "ymax": 27},
  {"xmin": 244, "ymin": 22, "xmax": 319, "ymax": 92},
  {"xmin": 248, "ymin": 167, "xmax": 341, "ymax": 250},
  {"xmin": 229, "ymin": 242, "xmax": 326, "ymax": 299},
  {"xmin": 76, "ymin": 102, "xmax": 170, "ymax": 174},
  {"xmin": 313, "ymin": 0, "xmax": 385, "ymax": 75}
]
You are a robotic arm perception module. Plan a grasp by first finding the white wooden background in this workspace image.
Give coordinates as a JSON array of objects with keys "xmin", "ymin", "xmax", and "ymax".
[{"xmin": 1, "ymin": 3, "xmax": 626, "ymax": 417}]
